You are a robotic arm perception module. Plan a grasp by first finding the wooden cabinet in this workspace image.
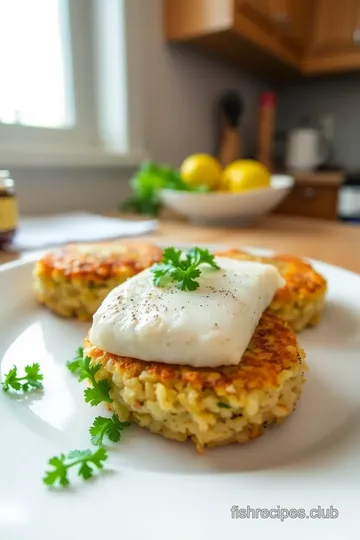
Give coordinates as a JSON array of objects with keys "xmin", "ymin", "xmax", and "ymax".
[
  {"xmin": 312, "ymin": 0, "xmax": 360, "ymax": 51},
  {"xmin": 233, "ymin": 0, "xmax": 301, "ymax": 66},
  {"xmin": 274, "ymin": 173, "xmax": 344, "ymax": 220},
  {"xmin": 237, "ymin": 0, "xmax": 288, "ymax": 25},
  {"xmin": 164, "ymin": 0, "xmax": 360, "ymax": 76},
  {"xmin": 236, "ymin": 0, "xmax": 313, "ymax": 48},
  {"xmin": 238, "ymin": 0, "xmax": 312, "ymax": 46},
  {"xmin": 304, "ymin": 0, "xmax": 360, "ymax": 73},
  {"xmin": 164, "ymin": 0, "xmax": 311, "ymax": 75},
  {"xmin": 280, "ymin": 0, "xmax": 313, "ymax": 47}
]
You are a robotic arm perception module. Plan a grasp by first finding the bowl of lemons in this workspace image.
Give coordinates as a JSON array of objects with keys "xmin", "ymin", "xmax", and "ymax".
[{"xmin": 158, "ymin": 155, "xmax": 294, "ymax": 225}]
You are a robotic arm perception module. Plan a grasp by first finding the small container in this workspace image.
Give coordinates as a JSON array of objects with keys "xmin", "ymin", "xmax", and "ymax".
[
  {"xmin": 256, "ymin": 92, "xmax": 276, "ymax": 171},
  {"xmin": 0, "ymin": 170, "xmax": 18, "ymax": 248}
]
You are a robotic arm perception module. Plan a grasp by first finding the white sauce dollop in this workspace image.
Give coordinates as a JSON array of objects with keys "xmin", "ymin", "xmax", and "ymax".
[{"xmin": 89, "ymin": 257, "xmax": 285, "ymax": 368}]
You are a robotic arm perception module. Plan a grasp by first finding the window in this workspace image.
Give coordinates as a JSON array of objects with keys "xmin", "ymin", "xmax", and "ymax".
[
  {"xmin": 0, "ymin": 0, "xmax": 73, "ymax": 129},
  {"xmin": 0, "ymin": 0, "xmax": 144, "ymax": 166}
]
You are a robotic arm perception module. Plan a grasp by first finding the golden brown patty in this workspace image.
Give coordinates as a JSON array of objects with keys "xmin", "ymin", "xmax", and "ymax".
[
  {"xmin": 84, "ymin": 311, "xmax": 306, "ymax": 453},
  {"xmin": 33, "ymin": 241, "xmax": 162, "ymax": 320},
  {"xmin": 214, "ymin": 249, "xmax": 327, "ymax": 332}
]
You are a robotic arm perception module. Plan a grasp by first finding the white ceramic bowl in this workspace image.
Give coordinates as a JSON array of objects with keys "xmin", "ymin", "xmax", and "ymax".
[{"xmin": 159, "ymin": 175, "xmax": 294, "ymax": 225}]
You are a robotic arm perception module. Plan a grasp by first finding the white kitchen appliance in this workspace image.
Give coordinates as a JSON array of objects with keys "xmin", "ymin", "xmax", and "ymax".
[{"xmin": 286, "ymin": 127, "xmax": 329, "ymax": 171}]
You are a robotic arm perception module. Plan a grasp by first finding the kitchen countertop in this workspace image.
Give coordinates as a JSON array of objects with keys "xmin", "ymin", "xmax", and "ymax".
[{"xmin": 0, "ymin": 214, "xmax": 359, "ymax": 273}]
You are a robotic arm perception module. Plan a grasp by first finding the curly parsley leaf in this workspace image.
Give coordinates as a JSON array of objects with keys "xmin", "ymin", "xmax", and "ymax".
[
  {"xmin": 44, "ymin": 455, "xmax": 69, "ymax": 487},
  {"xmin": 84, "ymin": 380, "xmax": 112, "ymax": 407},
  {"xmin": 186, "ymin": 247, "xmax": 220, "ymax": 269},
  {"xmin": 162, "ymin": 247, "xmax": 183, "ymax": 266},
  {"xmin": 66, "ymin": 347, "xmax": 84, "ymax": 374},
  {"xmin": 43, "ymin": 447, "xmax": 108, "ymax": 487},
  {"xmin": 151, "ymin": 246, "xmax": 220, "ymax": 291},
  {"xmin": 89, "ymin": 415, "xmax": 131, "ymax": 446},
  {"xmin": 67, "ymin": 348, "xmax": 112, "ymax": 406},
  {"xmin": 1, "ymin": 363, "xmax": 43, "ymax": 393},
  {"xmin": 77, "ymin": 355, "xmax": 112, "ymax": 406}
]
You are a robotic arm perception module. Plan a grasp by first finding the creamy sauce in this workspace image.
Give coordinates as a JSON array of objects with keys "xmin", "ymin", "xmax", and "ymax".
[{"xmin": 89, "ymin": 257, "xmax": 285, "ymax": 368}]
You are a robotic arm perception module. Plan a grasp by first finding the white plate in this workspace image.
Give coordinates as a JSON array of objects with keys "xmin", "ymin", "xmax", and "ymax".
[{"xmin": 1, "ymin": 249, "xmax": 360, "ymax": 540}]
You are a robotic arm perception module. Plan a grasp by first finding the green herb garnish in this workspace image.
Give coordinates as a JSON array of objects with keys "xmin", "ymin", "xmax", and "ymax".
[
  {"xmin": 1, "ymin": 363, "xmax": 43, "ymax": 393},
  {"xmin": 78, "ymin": 356, "xmax": 112, "ymax": 406},
  {"xmin": 66, "ymin": 346, "xmax": 84, "ymax": 375},
  {"xmin": 43, "ymin": 448, "xmax": 108, "ymax": 487},
  {"xmin": 217, "ymin": 402, "xmax": 230, "ymax": 409},
  {"xmin": 122, "ymin": 161, "xmax": 209, "ymax": 216},
  {"xmin": 67, "ymin": 347, "xmax": 112, "ymax": 406},
  {"xmin": 151, "ymin": 246, "xmax": 220, "ymax": 291},
  {"xmin": 89, "ymin": 415, "xmax": 131, "ymax": 446}
]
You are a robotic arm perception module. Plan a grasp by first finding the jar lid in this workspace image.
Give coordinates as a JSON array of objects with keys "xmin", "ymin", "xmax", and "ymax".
[{"xmin": 0, "ymin": 171, "xmax": 13, "ymax": 189}]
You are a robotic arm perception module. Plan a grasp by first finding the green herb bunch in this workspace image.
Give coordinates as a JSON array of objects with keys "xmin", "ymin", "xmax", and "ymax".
[{"xmin": 122, "ymin": 161, "xmax": 208, "ymax": 216}]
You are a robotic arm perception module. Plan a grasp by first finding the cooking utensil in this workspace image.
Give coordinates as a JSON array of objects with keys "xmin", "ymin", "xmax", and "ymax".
[{"xmin": 217, "ymin": 90, "xmax": 244, "ymax": 168}]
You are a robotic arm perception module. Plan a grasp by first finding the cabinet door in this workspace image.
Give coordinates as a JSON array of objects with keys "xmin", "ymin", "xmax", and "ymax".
[
  {"xmin": 239, "ymin": 0, "xmax": 287, "ymax": 27},
  {"xmin": 275, "ymin": 184, "xmax": 340, "ymax": 220},
  {"xmin": 234, "ymin": 0, "xmax": 302, "ymax": 66},
  {"xmin": 247, "ymin": 0, "xmax": 276, "ymax": 20},
  {"xmin": 238, "ymin": 0, "xmax": 313, "ymax": 47},
  {"xmin": 312, "ymin": 0, "xmax": 360, "ymax": 51},
  {"xmin": 280, "ymin": 0, "xmax": 313, "ymax": 47}
]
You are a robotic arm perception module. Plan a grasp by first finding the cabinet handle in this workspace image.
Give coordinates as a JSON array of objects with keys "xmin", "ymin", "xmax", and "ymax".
[
  {"xmin": 272, "ymin": 12, "xmax": 288, "ymax": 24},
  {"xmin": 303, "ymin": 187, "xmax": 317, "ymax": 199},
  {"xmin": 353, "ymin": 29, "xmax": 360, "ymax": 44}
]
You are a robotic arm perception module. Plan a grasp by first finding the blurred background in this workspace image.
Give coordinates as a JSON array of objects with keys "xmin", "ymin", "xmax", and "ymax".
[{"xmin": 1, "ymin": 0, "xmax": 360, "ymax": 223}]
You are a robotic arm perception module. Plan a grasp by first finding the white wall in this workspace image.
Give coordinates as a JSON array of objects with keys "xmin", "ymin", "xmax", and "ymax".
[{"xmin": 12, "ymin": 0, "xmax": 271, "ymax": 215}]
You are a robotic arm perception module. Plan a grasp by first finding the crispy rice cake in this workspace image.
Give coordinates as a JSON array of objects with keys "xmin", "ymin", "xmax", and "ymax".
[
  {"xmin": 214, "ymin": 249, "xmax": 327, "ymax": 332},
  {"xmin": 84, "ymin": 311, "xmax": 306, "ymax": 453},
  {"xmin": 34, "ymin": 241, "xmax": 162, "ymax": 320}
]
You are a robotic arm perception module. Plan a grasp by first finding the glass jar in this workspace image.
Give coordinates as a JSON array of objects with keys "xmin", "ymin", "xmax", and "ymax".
[{"xmin": 0, "ymin": 170, "xmax": 18, "ymax": 247}]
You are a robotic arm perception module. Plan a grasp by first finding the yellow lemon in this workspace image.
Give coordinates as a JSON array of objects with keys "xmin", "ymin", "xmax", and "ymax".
[
  {"xmin": 221, "ymin": 160, "xmax": 271, "ymax": 192},
  {"xmin": 180, "ymin": 154, "xmax": 222, "ymax": 190}
]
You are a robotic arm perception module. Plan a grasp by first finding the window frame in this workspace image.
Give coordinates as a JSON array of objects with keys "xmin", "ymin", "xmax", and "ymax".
[{"xmin": 0, "ymin": 0, "xmax": 146, "ymax": 167}]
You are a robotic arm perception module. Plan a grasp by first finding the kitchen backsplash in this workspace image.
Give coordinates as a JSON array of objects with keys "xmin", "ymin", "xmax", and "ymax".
[{"xmin": 276, "ymin": 74, "xmax": 360, "ymax": 171}]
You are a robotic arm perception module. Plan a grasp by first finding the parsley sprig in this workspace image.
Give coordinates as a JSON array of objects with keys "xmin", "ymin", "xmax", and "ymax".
[
  {"xmin": 66, "ymin": 347, "xmax": 112, "ymax": 406},
  {"xmin": 151, "ymin": 247, "xmax": 220, "ymax": 291},
  {"xmin": 90, "ymin": 415, "xmax": 131, "ymax": 446},
  {"xmin": 43, "ymin": 448, "xmax": 108, "ymax": 487},
  {"xmin": 66, "ymin": 346, "xmax": 84, "ymax": 375},
  {"xmin": 1, "ymin": 363, "xmax": 43, "ymax": 393},
  {"xmin": 79, "ymin": 356, "xmax": 112, "ymax": 406},
  {"xmin": 42, "ymin": 349, "xmax": 131, "ymax": 488}
]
